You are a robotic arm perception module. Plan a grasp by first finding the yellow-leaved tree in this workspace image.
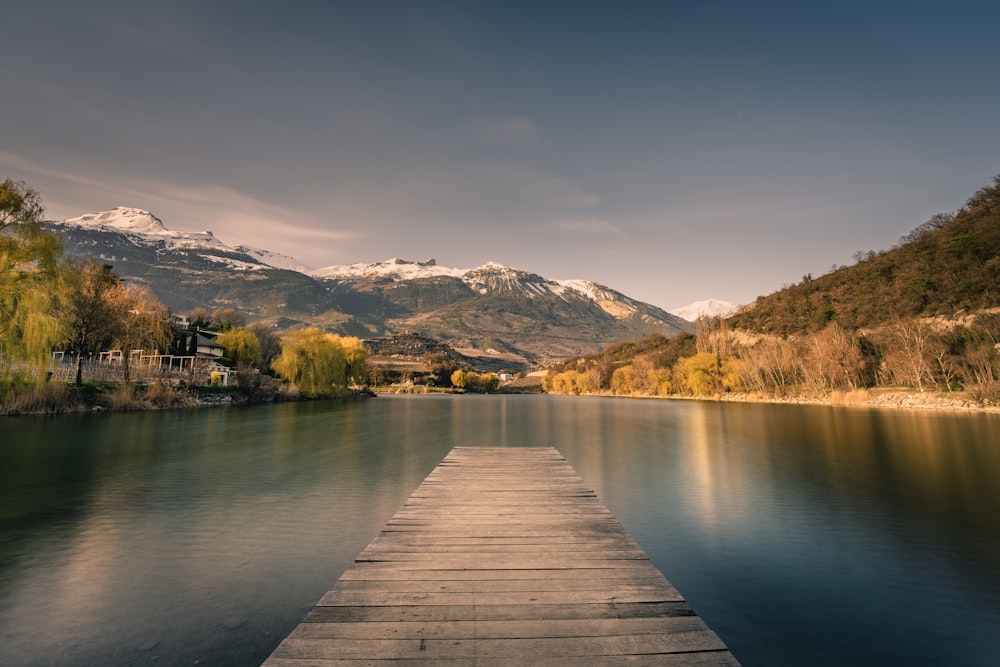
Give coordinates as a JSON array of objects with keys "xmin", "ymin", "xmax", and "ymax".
[
  {"xmin": 217, "ymin": 327, "xmax": 262, "ymax": 367},
  {"xmin": 271, "ymin": 327, "xmax": 366, "ymax": 397}
]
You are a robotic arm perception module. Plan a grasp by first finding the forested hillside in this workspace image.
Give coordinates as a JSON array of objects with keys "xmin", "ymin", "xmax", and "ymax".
[
  {"xmin": 729, "ymin": 176, "xmax": 1000, "ymax": 335},
  {"xmin": 547, "ymin": 176, "xmax": 1000, "ymax": 404}
]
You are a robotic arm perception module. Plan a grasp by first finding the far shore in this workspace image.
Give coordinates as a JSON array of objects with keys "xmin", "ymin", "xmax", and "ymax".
[
  {"xmin": 0, "ymin": 383, "xmax": 374, "ymax": 418},
  {"xmin": 547, "ymin": 388, "xmax": 1000, "ymax": 414},
  {"xmin": 5, "ymin": 381, "xmax": 998, "ymax": 417}
]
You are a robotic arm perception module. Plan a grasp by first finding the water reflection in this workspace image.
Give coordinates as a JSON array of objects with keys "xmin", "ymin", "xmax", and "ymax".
[{"xmin": 2, "ymin": 397, "xmax": 1000, "ymax": 666}]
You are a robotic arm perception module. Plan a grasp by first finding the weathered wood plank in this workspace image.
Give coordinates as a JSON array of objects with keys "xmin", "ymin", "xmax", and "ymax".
[
  {"xmin": 302, "ymin": 601, "xmax": 697, "ymax": 623},
  {"xmin": 317, "ymin": 588, "xmax": 682, "ymax": 606},
  {"xmin": 289, "ymin": 616, "xmax": 710, "ymax": 640},
  {"xmin": 270, "ymin": 631, "xmax": 728, "ymax": 659},
  {"xmin": 263, "ymin": 447, "xmax": 739, "ymax": 665},
  {"xmin": 264, "ymin": 653, "xmax": 740, "ymax": 666}
]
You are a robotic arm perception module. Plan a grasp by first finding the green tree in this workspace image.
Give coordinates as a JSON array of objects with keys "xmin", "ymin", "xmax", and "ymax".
[{"xmin": 0, "ymin": 179, "xmax": 63, "ymax": 379}]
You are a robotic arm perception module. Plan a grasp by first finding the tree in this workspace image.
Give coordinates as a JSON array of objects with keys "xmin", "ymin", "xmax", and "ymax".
[
  {"xmin": 799, "ymin": 322, "xmax": 865, "ymax": 393},
  {"xmin": 218, "ymin": 326, "xmax": 264, "ymax": 394},
  {"xmin": 881, "ymin": 318, "xmax": 940, "ymax": 391},
  {"xmin": 0, "ymin": 180, "xmax": 63, "ymax": 379},
  {"xmin": 478, "ymin": 373, "xmax": 500, "ymax": 393},
  {"xmin": 248, "ymin": 322, "xmax": 281, "ymax": 372},
  {"xmin": 217, "ymin": 327, "xmax": 262, "ymax": 367},
  {"xmin": 464, "ymin": 371, "xmax": 500, "ymax": 393},
  {"xmin": 209, "ymin": 308, "xmax": 245, "ymax": 331},
  {"xmin": 424, "ymin": 352, "xmax": 458, "ymax": 387},
  {"xmin": 676, "ymin": 352, "xmax": 721, "ymax": 396},
  {"xmin": 341, "ymin": 336, "xmax": 368, "ymax": 386},
  {"xmin": 550, "ymin": 370, "xmax": 585, "ymax": 395},
  {"xmin": 0, "ymin": 179, "xmax": 44, "ymax": 232},
  {"xmin": 611, "ymin": 365, "xmax": 637, "ymax": 395},
  {"xmin": 60, "ymin": 261, "xmax": 123, "ymax": 386},
  {"xmin": 271, "ymin": 327, "xmax": 366, "ymax": 397},
  {"xmin": 111, "ymin": 284, "xmax": 172, "ymax": 382},
  {"xmin": 185, "ymin": 307, "xmax": 211, "ymax": 329}
]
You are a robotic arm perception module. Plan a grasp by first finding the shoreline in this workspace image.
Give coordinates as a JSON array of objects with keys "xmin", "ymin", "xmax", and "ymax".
[
  {"xmin": 5, "ymin": 382, "xmax": 997, "ymax": 417},
  {"xmin": 581, "ymin": 389, "xmax": 1000, "ymax": 414},
  {"xmin": 0, "ymin": 384, "xmax": 375, "ymax": 418}
]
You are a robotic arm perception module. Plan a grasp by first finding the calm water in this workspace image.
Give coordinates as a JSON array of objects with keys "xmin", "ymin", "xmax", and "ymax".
[{"xmin": 2, "ymin": 395, "xmax": 1000, "ymax": 666}]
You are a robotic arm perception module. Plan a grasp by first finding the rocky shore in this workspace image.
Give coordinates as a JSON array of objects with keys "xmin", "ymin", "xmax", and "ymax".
[{"xmin": 714, "ymin": 390, "xmax": 998, "ymax": 412}]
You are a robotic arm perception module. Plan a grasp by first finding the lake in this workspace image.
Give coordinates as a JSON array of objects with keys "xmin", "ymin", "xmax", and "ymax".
[{"xmin": 2, "ymin": 395, "xmax": 999, "ymax": 666}]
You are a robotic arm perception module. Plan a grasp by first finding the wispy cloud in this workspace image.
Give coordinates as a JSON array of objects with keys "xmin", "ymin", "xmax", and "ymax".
[
  {"xmin": 530, "ymin": 176, "xmax": 600, "ymax": 210},
  {"xmin": 0, "ymin": 150, "xmax": 126, "ymax": 198},
  {"xmin": 0, "ymin": 150, "xmax": 357, "ymax": 263},
  {"xmin": 550, "ymin": 218, "xmax": 626, "ymax": 236},
  {"xmin": 466, "ymin": 116, "xmax": 540, "ymax": 146}
]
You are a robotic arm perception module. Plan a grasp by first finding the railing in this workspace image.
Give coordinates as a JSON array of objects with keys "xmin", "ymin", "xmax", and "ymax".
[{"xmin": 3, "ymin": 356, "xmax": 216, "ymax": 384}]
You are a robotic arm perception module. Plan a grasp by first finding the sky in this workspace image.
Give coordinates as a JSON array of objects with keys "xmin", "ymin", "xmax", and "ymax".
[{"xmin": 3, "ymin": 1, "xmax": 999, "ymax": 311}]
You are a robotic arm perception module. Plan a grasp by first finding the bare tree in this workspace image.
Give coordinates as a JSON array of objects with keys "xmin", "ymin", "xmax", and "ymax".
[
  {"xmin": 881, "ymin": 318, "xmax": 940, "ymax": 391},
  {"xmin": 61, "ymin": 261, "xmax": 122, "ymax": 386},
  {"xmin": 112, "ymin": 284, "xmax": 172, "ymax": 382}
]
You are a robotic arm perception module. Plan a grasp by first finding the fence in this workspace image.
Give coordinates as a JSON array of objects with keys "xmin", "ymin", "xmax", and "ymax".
[{"xmin": 2, "ymin": 356, "xmax": 221, "ymax": 385}]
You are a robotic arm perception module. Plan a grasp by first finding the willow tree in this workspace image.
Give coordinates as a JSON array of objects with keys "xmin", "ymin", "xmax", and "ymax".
[
  {"xmin": 0, "ymin": 179, "xmax": 64, "ymax": 380},
  {"xmin": 217, "ymin": 327, "xmax": 262, "ymax": 367},
  {"xmin": 271, "ymin": 327, "xmax": 367, "ymax": 397}
]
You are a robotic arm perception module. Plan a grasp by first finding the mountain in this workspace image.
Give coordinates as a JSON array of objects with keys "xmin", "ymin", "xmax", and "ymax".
[
  {"xmin": 318, "ymin": 259, "xmax": 692, "ymax": 361},
  {"xmin": 47, "ymin": 207, "xmax": 361, "ymax": 333},
  {"xmin": 47, "ymin": 208, "xmax": 693, "ymax": 363},
  {"xmin": 669, "ymin": 299, "xmax": 739, "ymax": 322},
  {"xmin": 61, "ymin": 207, "xmax": 313, "ymax": 273}
]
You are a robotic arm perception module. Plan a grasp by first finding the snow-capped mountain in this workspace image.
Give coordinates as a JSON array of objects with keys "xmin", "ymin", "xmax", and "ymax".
[
  {"xmin": 312, "ymin": 257, "xmax": 466, "ymax": 280},
  {"xmin": 316, "ymin": 258, "xmax": 670, "ymax": 323},
  {"xmin": 669, "ymin": 298, "xmax": 739, "ymax": 322},
  {"xmin": 60, "ymin": 206, "xmax": 312, "ymax": 274},
  {"xmin": 48, "ymin": 208, "xmax": 694, "ymax": 362},
  {"xmin": 65, "ymin": 206, "xmax": 226, "ymax": 248}
]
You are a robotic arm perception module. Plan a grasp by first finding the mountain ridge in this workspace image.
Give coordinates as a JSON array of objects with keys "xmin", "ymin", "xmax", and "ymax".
[{"xmin": 47, "ymin": 207, "xmax": 695, "ymax": 363}]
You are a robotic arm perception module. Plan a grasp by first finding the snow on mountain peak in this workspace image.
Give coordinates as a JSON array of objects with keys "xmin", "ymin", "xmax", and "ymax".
[
  {"xmin": 58, "ymin": 206, "xmax": 313, "ymax": 272},
  {"xmin": 311, "ymin": 258, "xmax": 466, "ymax": 280},
  {"xmin": 669, "ymin": 298, "xmax": 738, "ymax": 322},
  {"xmin": 65, "ymin": 206, "xmax": 168, "ymax": 235},
  {"xmin": 61, "ymin": 206, "xmax": 223, "ymax": 248}
]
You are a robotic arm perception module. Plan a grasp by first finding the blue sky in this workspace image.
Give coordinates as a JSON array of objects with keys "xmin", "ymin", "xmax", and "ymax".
[{"xmin": 3, "ymin": 1, "xmax": 998, "ymax": 310}]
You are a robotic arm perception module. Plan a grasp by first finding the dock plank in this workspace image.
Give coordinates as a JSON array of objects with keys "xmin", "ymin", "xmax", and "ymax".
[{"xmin": 264, "ymin": 447, "xmax": 739, "ymax": 665}]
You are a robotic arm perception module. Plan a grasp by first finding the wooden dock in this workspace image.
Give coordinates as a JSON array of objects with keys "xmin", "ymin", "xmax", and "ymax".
[{"xmin": 263, "ymin": 447, "xmax": 740, "ymax": 665}]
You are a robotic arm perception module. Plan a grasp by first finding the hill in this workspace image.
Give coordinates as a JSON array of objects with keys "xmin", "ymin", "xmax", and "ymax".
[
  {"xmin": 728, "ymin": 176, "xmax": 1000, "ymax": 335},
  {"xmin": 544, "ymin": 175, "xmax": 1000, "ymax": 405}
]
